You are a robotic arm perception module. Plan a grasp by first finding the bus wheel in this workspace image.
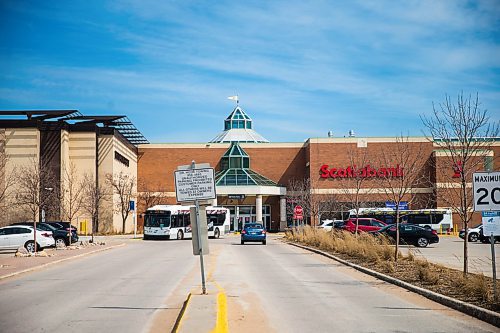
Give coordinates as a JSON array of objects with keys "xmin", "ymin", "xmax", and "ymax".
[
  {"xmin": 214, "ymin": 228, "xmax": 220, "ymax": 239},
  {"xmin": 177, "ymin": 230, "xmax": 184, "ymax": 240}
]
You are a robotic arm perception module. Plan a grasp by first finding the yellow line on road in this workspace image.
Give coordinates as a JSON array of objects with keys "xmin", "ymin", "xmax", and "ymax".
[
  {"xmin": 205, "ymin": 245, "xmax": 229, "ymax": 332},
  {"xmin": 211, "ymin": 283, "xmax": 229, "ymax": 333}
]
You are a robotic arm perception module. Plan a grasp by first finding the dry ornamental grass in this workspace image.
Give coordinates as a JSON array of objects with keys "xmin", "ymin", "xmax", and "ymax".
[{"xmin": 285, "ymin": 226, "xmax": 498, "ymax": 312}]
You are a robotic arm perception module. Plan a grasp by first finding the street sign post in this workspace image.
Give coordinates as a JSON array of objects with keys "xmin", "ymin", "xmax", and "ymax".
[
  {"xmin": 293, "ymin": 205, "xmax": 303, "ymax": 226},
  {"xmin": 190, "ymin": 206, "xmax": 209, "ymax": 255},
  {"xmin": 473, "ymin": 171, "xmax": 500, "ymax": 211},
  {"xmin": 174, "ymin": 161, "xmax": 216, "ymax": 295},
  {"xmin": 473, "ymin": 171, "xmax": 500, "ymax": 303},
  {"xmin": 174, "ymin": 167, "xmax": 216, "ymax": 202},
  {"xmin": 482, "ymin": 211, "xmax": 500, "ymax": 236},
  {"xmin": 130, "ymin": 200, "xmax": 137, "ymax": 239}
]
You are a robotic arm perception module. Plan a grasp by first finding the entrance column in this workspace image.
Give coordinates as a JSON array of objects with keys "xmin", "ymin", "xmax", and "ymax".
[
  {"xmin": 256, "ymin": 194, "xmax": 263, "ymax": 223},
  {"xmin": 280, "ymin": 196, "xmax": 286, "ymax": 231}
]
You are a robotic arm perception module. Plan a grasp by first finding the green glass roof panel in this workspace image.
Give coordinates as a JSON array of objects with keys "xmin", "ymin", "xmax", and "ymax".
[{"xmin": 215, "ymin": 168, "xmax": 276, "ymax": 186}]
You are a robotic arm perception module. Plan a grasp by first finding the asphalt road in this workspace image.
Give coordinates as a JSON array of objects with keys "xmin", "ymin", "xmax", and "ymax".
[
  {"xmin": 210, "ymin": 234, "xmax": 498, "ymax": 333},
  {"xmin": 398, "ymin": 236, "xmax": 499, "ymax": 277},
  {"xmin": 0, "ymin": 239, "xmax": 197, "ymax": 333},
  {"xmin": 0, "ymin": 234, "xmax": 498, "ymax": 333}
]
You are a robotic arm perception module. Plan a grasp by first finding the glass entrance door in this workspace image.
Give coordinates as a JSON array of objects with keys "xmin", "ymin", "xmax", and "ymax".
[{"xmin": 225, "ymin": 205, "xmax": 271, "ymax": 232}]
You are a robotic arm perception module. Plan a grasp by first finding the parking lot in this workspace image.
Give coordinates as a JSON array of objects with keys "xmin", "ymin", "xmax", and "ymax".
[{"xmin": 398, "ymin": 235, "xmax": 499, "ymax": 277}]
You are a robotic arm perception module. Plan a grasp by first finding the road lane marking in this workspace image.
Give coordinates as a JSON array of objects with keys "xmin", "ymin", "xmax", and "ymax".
[
  {"xmin": 206, "ymin": 245, "xmax": 229, "ymax": 332},
  {"xmin": 211, "ymin": 282, "xmax": 229, "ymax": 333}
]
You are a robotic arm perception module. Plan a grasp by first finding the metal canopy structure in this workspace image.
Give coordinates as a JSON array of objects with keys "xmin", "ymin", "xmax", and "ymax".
[
  {"xmin": 0, "ymin": 110, "xmax": 83, "ymax": 120},
  {"xmin": 63, "ymin": 115, "xmax": 149, "ymax": 145},
  {"xmin": 0, "ymin": 110, "xmax": 149, "ymax": 146}
]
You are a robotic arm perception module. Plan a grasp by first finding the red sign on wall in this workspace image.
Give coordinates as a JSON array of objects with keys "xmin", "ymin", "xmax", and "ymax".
[
  {"xmin": 452, "ymin": 161, "xmax": 463, "ymax": 178},
  {"xmin": 320, "ymin": 164, "xmax": 404, "ymax": 179}
]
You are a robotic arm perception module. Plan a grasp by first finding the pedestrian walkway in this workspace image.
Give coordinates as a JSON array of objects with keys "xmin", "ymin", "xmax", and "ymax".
[{"xmin": 0, "ymin": 236, "xmax": 131, "ymax": 280}]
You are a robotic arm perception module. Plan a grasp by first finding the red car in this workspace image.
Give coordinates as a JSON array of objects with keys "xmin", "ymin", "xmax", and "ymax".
[{"xmin": 344, "ymin": 218, "xmax": 387, "ymax": 233}]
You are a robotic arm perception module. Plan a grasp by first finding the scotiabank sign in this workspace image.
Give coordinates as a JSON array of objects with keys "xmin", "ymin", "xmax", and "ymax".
[{"xmin": 320, "ymin": 164, "xmax": 404, "ymax": 178}]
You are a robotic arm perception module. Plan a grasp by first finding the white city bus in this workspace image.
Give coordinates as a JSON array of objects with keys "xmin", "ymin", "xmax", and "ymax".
[
  {"xmin": 348, "ymin": 208, "xmax": 453, "ymax": 232},
  {"xmin": 143, "ymin": 205, "xmax": 230, "ymax": 240}
]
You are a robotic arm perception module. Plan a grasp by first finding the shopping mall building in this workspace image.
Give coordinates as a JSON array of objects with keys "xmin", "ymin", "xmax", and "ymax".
[
  {"xmin": 0, "ymin": 107, "xmax": 497, "ymax": 233},
  {"xmin": 137, "ymin": 105, "xmax": 500, "ymax": 232}
]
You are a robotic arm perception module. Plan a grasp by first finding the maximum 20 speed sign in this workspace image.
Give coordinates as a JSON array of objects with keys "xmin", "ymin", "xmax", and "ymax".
[{"xmin": 473, "ymin": 171, "xmax": 500, "ymax": 211}]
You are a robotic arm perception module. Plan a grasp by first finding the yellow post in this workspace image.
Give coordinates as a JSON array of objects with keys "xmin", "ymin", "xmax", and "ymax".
[{"xmin": 80, "ymin": 220, "xmax": 88, "ymax": 235}]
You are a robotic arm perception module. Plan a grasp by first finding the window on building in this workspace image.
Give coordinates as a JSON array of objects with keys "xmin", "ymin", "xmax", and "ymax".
[
  {"xmin": 485, "ymin": 156, "xmax": 493, "ymax": 172},
  {"xmin": 114, "ymin": 151, "xmax": 129, "ymax": 167}
]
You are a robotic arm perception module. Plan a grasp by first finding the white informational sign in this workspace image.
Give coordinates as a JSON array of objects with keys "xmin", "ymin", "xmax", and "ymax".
[
  {"xmin": 482, "ymin": 211, "xmax": 500, "ymax": 236},
  {"xmin": 174, "ymin": 167, "xmax": 216, "ymax": 202},
  {"xmin": 473, "ymin": 171, "xmax": 500, "ymax": 212}
]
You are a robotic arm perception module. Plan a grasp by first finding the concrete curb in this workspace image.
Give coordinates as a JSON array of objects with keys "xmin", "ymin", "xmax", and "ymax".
[
  {"xmin": 289, "ymin": 242, "xmax": 500, "ymax": 328},
  {"xmin": 0, "ymin": 243, "xmax": 126, "ymax": 281},
  {"xmin": 172, "ymin": 293, "xmax": 191, "ymax": 333}
]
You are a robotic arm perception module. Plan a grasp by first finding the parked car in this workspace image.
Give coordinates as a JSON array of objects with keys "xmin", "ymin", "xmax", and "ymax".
[
  {"xmin": 459, "ymin": 224, "xmax": 482, "ymax": 242},
  {"xmin": 370, "ymin": 224, "xmax": 439, "ymax": 247},
  {"xmin": 317, "ymin": 220, "xmax": 345, "ymax": 231},
  {"xmin": 12, "ymin": 222, "xmax": 78, "ymax": 247},
  {"xmin": 0, "ymin": 226, "xmax": 55, "ymax": 252},
  {"xmin": 344, "ymin": 218, "xmax": 387, "ymax": 233},
  {"xmin": 43, "ymin": 222, "xmax": 78, "ymax": 239},
  {"xmin": 241, "ymin": 223, "xmax": 266, "ymax": 245}
]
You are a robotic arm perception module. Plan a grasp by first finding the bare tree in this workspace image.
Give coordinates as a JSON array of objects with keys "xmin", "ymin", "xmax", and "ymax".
[
  {"xmin": 318, "ymin": 191, "xmax": 341, "ymax": 222},
  {"xmin": 286, "ymin": 178, "xmax": 312, "ymax": 227},
  {"xmin": 335, "ymin": 145, "xmax": 372, "ymax": 235},
  {"xmin": 137, "ymin": 179, "xmax": 167, "ymax": 211},
  {"xmin": 0, "ymin": 131, "xmax": 17, "ymax": 225},
  {"xmin": 16, "ymin": 158, "xmax": 58, "ymax": 223},
  {"xmin": 376, "ymin": 135, "xmax": 433, "ymax": 261},
  {"xmin": 15, "ymin": 158, "xmax": 58, "ymax": 253},
  {"xmin": 81, "ymin": 172, "xmax": 109, "ymax": 242},
  {"xmin": 60, "ymin": 162, "xmax": 85, "ymax": 225},
  {"xmin": 421, "ymin": 92, "xmax": 499, "ymax": 275},
  {"xmin": 106, "ymin": 171, "xmax": 136, "ymax": 234}
]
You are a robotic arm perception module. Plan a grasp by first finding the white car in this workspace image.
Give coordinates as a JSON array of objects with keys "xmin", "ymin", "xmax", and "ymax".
[
  {"xmin": 0, "ymin": 226, "xmax": 55, "ymax": 252},
  {"xmin": 317, "ymin": 219, "xmax": 344, "ymax": 231}
]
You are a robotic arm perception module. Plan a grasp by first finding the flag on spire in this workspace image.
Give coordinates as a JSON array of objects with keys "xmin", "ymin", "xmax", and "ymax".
[{"xmin": 227, "ymin": 95, "xmax": 239, "ymax": 104}]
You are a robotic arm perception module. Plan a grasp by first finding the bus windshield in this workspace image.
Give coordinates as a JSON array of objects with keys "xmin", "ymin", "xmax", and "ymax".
[
  {"xmin": 207, "ymin": 212, "xmax": 227, "ymax": 226},
  {"xmin": 144, "ymin": 214, "xmax": 170, "ymax": 228}
]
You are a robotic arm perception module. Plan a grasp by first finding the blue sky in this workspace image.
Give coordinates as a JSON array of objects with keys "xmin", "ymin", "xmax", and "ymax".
[{"xmin": 1, "ymin": 1, "xmax": 499, "ymax": 143}]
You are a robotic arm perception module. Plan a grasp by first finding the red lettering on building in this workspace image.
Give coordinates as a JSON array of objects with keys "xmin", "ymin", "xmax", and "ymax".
[
  {"xmin": 319, "ymin": 164, "xmax": 404, "ymax": 178},
  {"xmin": 452, "ymin": 161, "xmax": 462, "ymax": 178}
]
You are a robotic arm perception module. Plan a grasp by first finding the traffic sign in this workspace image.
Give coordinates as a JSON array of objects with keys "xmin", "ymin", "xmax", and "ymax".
[
  {"xmin": 174, "ymin": 167, "xmax": 216, "ymax": 202},
  {"xmin": 482, "ymin": 211, "xmax": 500, "ymax": 236},
  {"xmin": 473, "ymin": 171, "xmax": 500, "ymax": 211},
  {"xmin": 293, "ymin": 205, "xmax": 303, "ymax": 219}
]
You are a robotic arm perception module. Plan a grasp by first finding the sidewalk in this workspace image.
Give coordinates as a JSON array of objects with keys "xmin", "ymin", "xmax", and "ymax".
[{"xmin": 0, "ymin": 237, "xmax": 130, "ymax": 280}]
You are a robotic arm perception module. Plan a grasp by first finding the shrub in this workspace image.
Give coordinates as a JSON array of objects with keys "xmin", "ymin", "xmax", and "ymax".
[
  {"xmin": 381, "ymin": 261, "xmax": 395, "ymax": 274},
  {"xmin": 416, "ymin": 260, "xmax": 439, "ymax": 285},
  {"xmin": 287, "ymin": 226, "xmax": 397, "ymax": 264}
]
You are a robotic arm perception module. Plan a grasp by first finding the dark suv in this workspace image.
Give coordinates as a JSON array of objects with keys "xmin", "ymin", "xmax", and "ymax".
[{"xmin": 12, "ymin": 222, "xmax": 78, "ymax": 247}]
